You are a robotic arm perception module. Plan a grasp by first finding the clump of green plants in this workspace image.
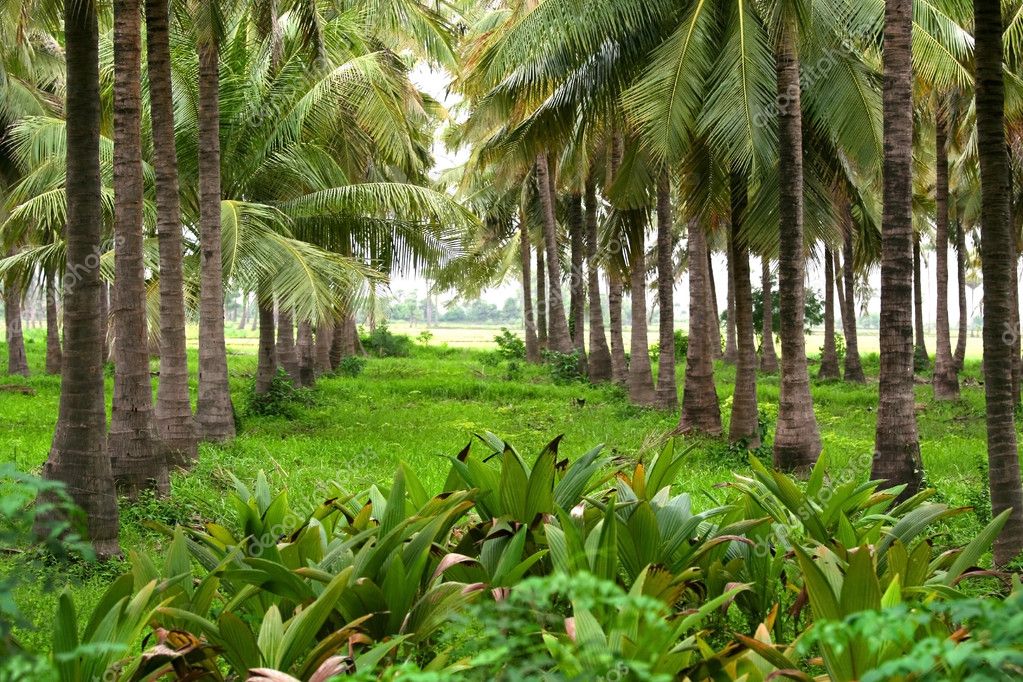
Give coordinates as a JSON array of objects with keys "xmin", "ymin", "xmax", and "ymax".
[
  {"xmin": 494, "ymin": 327, "xmax": 526, "ymax": 360},
  {"xmin": 416, "ymin": 330, "xmax": 434, "ymax": 346},
  {"xmin": 247, "ymin": 368, "xmax": 312, "ymax": 417},
  {"xmin": 336, "ymin": 354, "xmax": 367, "ymax": 378},
  {"xmin": 542, "ymin": 349, "xmax": 584, "ymax": 384},
  {"xmin": 650, "ymin": 329, "xmax": 690, "ymax": 361},
  {"xmin": 362, "ymin": 324, "xmax": 413, "ymax": 357}
]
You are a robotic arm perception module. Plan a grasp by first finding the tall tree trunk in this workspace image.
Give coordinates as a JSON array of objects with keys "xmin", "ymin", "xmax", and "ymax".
[
  {"xmin": 977, "ymin": 0, "xmax": 1023, "ymax": 564},
  {"xmin": 315, "ymin": 322, "xmax": 333, "ymax": 376},
  {"xmin": 841, "ymin": 207, "xmax": 867, "ymax": 382},
  {"xmin": 297, "ymin": 320, "xmax": 315, "ymax": 387},
  {"xmin": 99, "ymin": 281, "xmax": 111, "ymax": 363},
  {"xmin": 568, "ymin": 192, "xmax": 588, "ymax": 373},
  {"xmin": 627, "ymin": 211, "xmax": 656, "ymax": 405},
  {"xmin": 729, "ymin": 173, "xmax": 759, "ymax": 447},
  {"xmin": 933, "ymin": 105, "xmax": 959, "ymax": 399},
  {"xmin": 109, "ymin": 0, "xmax": 168, "ymax": 497},
  {"xmin": 953, "ymin": 220, "xmax": 968, "ymax": 371},
  {"xmin": 679, "ymin": 224, "xmax": 722, "ymax": 434},
  {"xmin": 586, "ymin": 175, "xmax": 613, "ymax": 381},
  {"xmin": 148, "ymin": 0, "xmax": 198, "ymax": 465},
  {"xmin": 872, "ymin": 0, "xmax": 923, "ymax": 495},
  {"xmin": 608, "ymin": 273, "xmax": 628, "ymax": 384},
  {"xmin": 276, "ymin": 308, "xmax": 299, "ymax": 382},
  {"xmin": 655, "ymin": 172, "xmax": 678, "ymax": 410},
  {"xmin": 254, "ymin": 301, "xmax": 276, "ymax": 395},
  {"xmin": 760, "ymin": 258, "xmax": 779, "ymax": 372},
  {"xmin": 774, "ymin": 30, "xmax": 821, "ymax": 471},
  {"xmin": 329, "ymin": 319, "xmax": 344, "ymax": 370},
  {"xmin": 819, "ymin": 247, "xmax": 841, "ymax": 379},
  {"xmin": 45, "ymin": 269, "xmax": 62, "ymax": 374},
  {"xmin": 535, "ymin": 153, "xmax": 573, "ymax": 353},
  {"xmin": 913, "ymin": 235, "xmax": 930, "ymax": 371},
  {"xmin": 195, "ymin": 37, "xmax": 235, "ymax": 441},
  {"xmin": 520, "ymin": 213, "xmax": 540, "ymax": 363},
  {"xmin": 238, "ymin": 292, "xmax": 249, "ymax": 330},
  {"xmin": 536, "ymin": 245, "xmax": 548, "ymax": 349},
  {"xmin": 724, "ymin": 247, "xmax": 737, "ymax": 364},
  {"xmin": 4, "ymin": 275, "xmax": 28, "ymax": 376},
  {"xmin": 39, "ymin": 0, "xmax": 120, "ymax": 557},
  {"xmin": 707, "ymin": 249, "xmax": 723, "ymax": 357},
  {"xmin": 834, "ymin": 249, "xmax": 847, "ymax": 327}
]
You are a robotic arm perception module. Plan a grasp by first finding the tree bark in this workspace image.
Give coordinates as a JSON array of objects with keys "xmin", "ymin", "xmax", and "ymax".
[
  {"xmin": 109, "ymin": 0, "xmax": 168, "ymax": 497},
  {"xmin": 841, "ymin": 206, "xmax": 867, "ymax": 382},
  {"xmin": 729, "ymin": 173, "xmax": 759, "ymax": 447},
  {"xmin": 913, "ymin": 234, "xmax": 930, "ymax": 371},
  {"xmin": 774, "ymin": 30, "xmax": 821, "ymax": 471},
  {"xmin": 655, "ymin": 172, "xmax": 678, "ymax": 410},
  {"xmin": 276, "ymin": 307, "xmax": 299, "ymax": 382},
  {"xmin": 585, "ymin": 175, "xmax": 613, "ymax": 381},
  {"xmin": 976, "ymin": 0, "xmax": 1023, "ymax": 565},
  {"xmin": 679, "ymin": 223, "xmax": 722, "ymax": 434},
  {"xmin": 760, "ymin": 258, "xmax": 779, "ymax": 372},
  {"xmin": 535, "ymin": 244, "xmax": 548, "ymax": 350},
  {"xmin": 568, "ymin": 192, "xmax": 588, "ymax": 375},
  {"xmin": 933, "ymin": 105, "xmax": 959, "ymax": 399},
  {"xmin": 872, "ymin": 0, "xmax": 923, "ymax": 495},
  {"xmin": 627, "ymin": 210, "xmax": 656, "ymax": 405},
  {"xmin": 195, "ymin": 36, "xmax": 235, "ymax": 441},
  {"xmin": 535, "ymin": 153, "xmax": 573, "ymax": 353},
  {"xmin": 4, "ymin": 274, "xmax": 29, "ymax": 376},
  {"xmin": 818, "ymin": 247, "xmax": 841, "ymax": 379},
  {"xmin": 39, "ymin": 0, "xmax": 120, "ymax": 557},
  {"xmin": 953, "ymin": 220, "xmax": 968, "ymax": 371},
  {"xmin": 608, "ymin": 273, "xmax": 628, "ymax": 384},
  {"xmin": 45, "ymin": 269, "xmax": 62, "ymax": 374},
  {"xmin": 148, "ymin": 0, "xmax": 198, "ymax": 465},
  {"xmin": 707, "ymin": 249, "xmax": 722, "ymax": 357},
  {"xmin": 255, "ymin": 301, "xmax": 277, "ymax": 395},
  {"xmin": 520, "ymin": 212, "xmax": 540, "ymax": 363},
  {"xmin": 724, "ymin": 246, "xmax": 737, "ymax": 364},
  {"xmin": 315, "ymin": 322, "xmax": 333, "ymax": 376},
  {"xmin": 297, "ymin": 320, "xmax": 315, "ymax": 387},
  {"xmin": 238, "ymin": 292, "xmax": 249, "ymax": 331}
]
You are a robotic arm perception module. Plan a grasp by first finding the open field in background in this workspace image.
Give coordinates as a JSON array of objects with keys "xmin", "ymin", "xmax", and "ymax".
[{"xmin": 0, "ymin": 325, "xmax": 1001, "ymax": 652}]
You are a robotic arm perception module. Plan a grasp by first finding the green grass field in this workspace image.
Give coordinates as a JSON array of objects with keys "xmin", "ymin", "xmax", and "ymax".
[{"xmin": 0, "ymin": 324, "xmax": 999, "ymax": 652}]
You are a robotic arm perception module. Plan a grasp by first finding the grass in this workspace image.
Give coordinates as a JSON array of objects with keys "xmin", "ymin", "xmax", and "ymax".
[{"xmin": 0, "ymin": 325, "xmax": 1002, "ymax": 653}]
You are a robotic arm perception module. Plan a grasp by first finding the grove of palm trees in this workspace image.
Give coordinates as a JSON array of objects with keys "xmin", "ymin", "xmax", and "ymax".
[{"xmin": 3, "ymin": 0, "xmax": 1023, "ymax": 679}]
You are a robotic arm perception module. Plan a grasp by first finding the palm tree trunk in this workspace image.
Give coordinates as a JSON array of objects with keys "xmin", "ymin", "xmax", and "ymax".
[
  {"xmin": 760, "ymin": 258, "xmax": 779, "ymax": 373},
  {"xmin": 276, "ymin": 307, "xmax": 299, "ymax": 382},
  {"xmin": 774, "ymin": 29, "xmax": 821, "ymax": 471},
  {"xmin": 724, "ymin": 247, "xmax": 737, "ymax": 364},
  {"xmin": 841, "ymin": 208, "xmax": 867, "ymax": 382},
  {"xmin": 568, "ymin": 192, "xmax": 588, "ymax": 373},
  {"xmin": 707, "ymin": 250, "xmax": 723, "ymax": 357},
  {"xmin": 729, "ymin": 173, "xmax": 759, "ymax": 447},
  {"xmin": 679, "ymin": 223, "xmax": 721, "ymax": 435},
  {"xmin": 871, "ymin": 0, "xmax": 923, "ymax": 495},
  {"xmin": 255, "ymin": 300, "xmax": 277, "ymax": 395},
  {"xmin": 195, "ymin": 36, "xmax": 235, "ymax": 442},
  {"xmin": 4, "ymin": 275, "xmax": 28, "ymax": 376},
  {"xmin": 834, "ymin": 249, "xmax": 847, "ymax": 326},
  {"xmin": 520, "ymin": 212, "xmax": 540, "ymax": 363},
  {"xmin": 109, "ymin": 0, "xmax": 168, "ymax": 497},
  {"xmin": 315, "ymin": 322, "xmax": 333, "ymax": 376},
  {"xmin": 586, "ymin": 174, "xmax": 613, "ymax": 381},
  {"xmin": 818, "ymin": 247, "xmax": 841, "ymax": 379},
  {"xmin": 99, "ymin": 281, "xmax": 111, "ymax": 363},
  {"xmin": 933, "ymin": 106, "xmax": 959, "ymax": 399},
  {"xmin": 536, "ymin": 245, "xmax": 548, "ymax": 349},
  {"xmin": 608, "ymin": 273, "xmax": 628, "ymax": 384},
  {"xmin": 913, "ymin": 235, "xmax": 930, "ymax": 371},
  {"xmin": 535, "ymin": 153, "xmax": 573, "ymax": 353},
  {"xmin": 627, "ymin": 211, "xmax": 656, "ymax": 405},
  {"xmin": 147, "ymin": 8, "xmax": 198, "ymax": 404},
  {"xmin": 954, "ymin": 219, "xmax": 968, "ymax": 371},
  {"xmin": 45, "ymin": 269, "xmax": 62, "ymax": 374},
  {"xmin": 329, "ymin": 320, "xmax": 344, "ymax": 370},
  {"xmin": 655, "ymin": 171, "xmax": 678, "ymax": 410},
  {"xmin": 297, "ymin": 320, "xmax": 315, "ymax": 387},
  {"xmin": 238, "ymin": 293, "xmax": 249, "ymax": 331},
  {"xmin": 976, "ymin": 0, "xmax": 1023, "ymax": 564},
  {"xmin": 39, "ymin": 0, "xmax": 120, "ymax": 557}
]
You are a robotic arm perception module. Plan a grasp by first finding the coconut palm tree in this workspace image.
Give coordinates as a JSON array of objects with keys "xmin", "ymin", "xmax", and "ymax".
[
  {"xmin": 38, "ymin": 0, "xmax": 120, "ymax": 557},
  {"xmin": 654, "ymin": 170, "xmax": 678, "ymax": 409},
  {"xmin": 976, "ymin": 0, "xmax": 1023, "ymax": 565},
  {"xmin": 729, "ymin": 172, "xmax": 758, "ymax": 447},
  {"xmin": 933, "ymin": 98, "xmax": 959, "ymax": 398}
]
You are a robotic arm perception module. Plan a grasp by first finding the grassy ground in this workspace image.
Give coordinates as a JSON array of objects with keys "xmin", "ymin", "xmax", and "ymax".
[{"xmin": 0, "ymin": 325, "xmax": 999, "ymax": 652}]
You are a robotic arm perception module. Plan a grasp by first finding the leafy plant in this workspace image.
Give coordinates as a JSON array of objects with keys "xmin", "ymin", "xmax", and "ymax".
[
  {"xmin": 362, "ymin": 324, "xmax": 413, "ymax": 358},
  {"xmin": 494, "ymin": 328, "xmax": 526, "ymax": 360},
  {"xmin": 336, "ymin": 355, "xmax": 367, "ymax": 378},
  {"xmin": 542, "ymin": 350, "xmax": 584, "ymax": 384},
  {"xmin": 248, "ymin": 368, "xmax": 312, "ymax": 417}
]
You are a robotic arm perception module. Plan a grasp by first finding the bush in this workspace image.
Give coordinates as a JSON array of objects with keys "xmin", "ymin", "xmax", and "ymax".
[
  {"xmin": 416, "ymin": 330, "xmax": 434, "ymax": 346},
  {"xmin": 542, "ymin": 349, "xmax": 584, "ymax": 384},
  {"xmin": 247, "ymin": 368, "xmax": 311, "ymax": 417},
  {"xmin": 336, "ymin": 354, "xmax": 367, "ymax": 378},
  {"xmin": 494, "ymin": 327, "xmax": 526, "ymax": 360},
  {"xmin": 649, "ymin": 329, "xmax": 689, "ymax": 361},
  {"xmin": 362, "ymin": 324, "xmax": 413, "ymax": 358}
]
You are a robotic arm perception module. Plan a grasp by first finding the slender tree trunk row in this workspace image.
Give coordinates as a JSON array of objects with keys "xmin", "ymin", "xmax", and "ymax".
[
  {"xmin": 933, "ymin": 105, "xmax": 959, "ymax": 399},
  {"xmin": 4, "ymin": 274, "xmax": 29, "ymax": 377},
  {"xmin": 655, "ymin": 172, "xmax": 678, "ymax": 409}
]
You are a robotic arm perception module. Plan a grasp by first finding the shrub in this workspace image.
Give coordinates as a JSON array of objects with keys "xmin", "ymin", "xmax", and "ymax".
[
  {"xmin": 649, "ymin": 329, "xmax": 689, "ymax": 361},
  {"xmin": 542, "ymin": 349, "xmax": 584, "ymax": 384},
  {"xmin": 362, "ymin": 324, "xmax": 413, "ymax": 357},
  {"xmin": 247, "ymin": 368, "xmax": 311, "ymax": 417},
  {"xmin": 416, "ymin": 330, "xmax": 434, "ymax": 346},
  {"xmin": 336, "ymin": 354, "xmax": 367, "ymax": 378},
  {"xmin": 494, "ymin": 327, "xmax": 526, "ymax": 360}
]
